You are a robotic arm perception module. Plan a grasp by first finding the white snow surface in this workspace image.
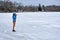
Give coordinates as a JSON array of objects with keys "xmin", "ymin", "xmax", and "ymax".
[{"xmin": 0, "ymin": 12, "xmax": 60, "ymax": 40}]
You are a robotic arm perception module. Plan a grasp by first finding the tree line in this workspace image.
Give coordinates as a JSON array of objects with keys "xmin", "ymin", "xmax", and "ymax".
[
  {"xmin": 0, "ymin": 0, "xmax": 60, "ymax": 12},
  {"xmin": 0, "ymin": 0, "xmax": 42, "ymax": 12}
]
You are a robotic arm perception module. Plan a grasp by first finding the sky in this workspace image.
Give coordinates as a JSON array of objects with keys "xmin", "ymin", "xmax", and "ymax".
[{"xmin": 5, "ymin": 0, "xmax": 60, "ymax": 6}]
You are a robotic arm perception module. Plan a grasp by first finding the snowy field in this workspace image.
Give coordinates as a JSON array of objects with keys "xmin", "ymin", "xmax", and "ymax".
[{"xmin": 0, "ymin": 12, "xmax": 60, "ymax": 40}]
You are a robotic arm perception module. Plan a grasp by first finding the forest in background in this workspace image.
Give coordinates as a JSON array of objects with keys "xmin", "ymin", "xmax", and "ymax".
[{"xmin": 0, "ymin": 0, "xmax": 60, "ymax": 12}]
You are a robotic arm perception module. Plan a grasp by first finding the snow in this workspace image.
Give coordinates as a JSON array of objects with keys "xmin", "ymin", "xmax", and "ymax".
[{"xmin": 0, "ymin": 12, "xmax": 60, "ymax": 40}]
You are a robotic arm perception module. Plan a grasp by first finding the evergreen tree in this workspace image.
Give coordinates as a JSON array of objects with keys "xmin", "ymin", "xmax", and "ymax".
[
  {"xmin": 42, "ymin": 5, "xmax": 45, "ymax": 11},
  {"xmin": 38, "ymin": 4, "xmax": 42, "ymax": 11}
]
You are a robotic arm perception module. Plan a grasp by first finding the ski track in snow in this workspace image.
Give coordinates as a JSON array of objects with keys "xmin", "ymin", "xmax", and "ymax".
[{"xmin": 0, "ymin": 12, "xmax": 60, "ymax": 40}]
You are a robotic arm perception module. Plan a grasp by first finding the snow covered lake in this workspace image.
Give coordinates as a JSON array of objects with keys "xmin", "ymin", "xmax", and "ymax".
[{"xmin": 0, "ymin": 12, "xmax": 60, "ymax": 40}]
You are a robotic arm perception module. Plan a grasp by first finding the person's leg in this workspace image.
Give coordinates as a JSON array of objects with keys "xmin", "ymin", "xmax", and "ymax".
[{"xmin": 12, "ymin": 22, "xmax": 16, "ymax": 31}]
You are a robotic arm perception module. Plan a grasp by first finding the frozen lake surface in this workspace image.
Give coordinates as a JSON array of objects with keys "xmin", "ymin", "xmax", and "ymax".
[{"xmin": 0, "ymin": 12, "xmax": 60, "ymax": 40}]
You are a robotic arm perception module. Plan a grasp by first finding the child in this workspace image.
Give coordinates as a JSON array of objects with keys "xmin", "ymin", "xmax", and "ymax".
[{"xmin": 12, "ymin": 13, "xmax": 17, "ymax": 32}]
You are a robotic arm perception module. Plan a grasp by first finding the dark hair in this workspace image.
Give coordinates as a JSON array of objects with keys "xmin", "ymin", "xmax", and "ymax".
[{"xmin": 13, "ymin": 13, "xmax": 16, "ymax": 16}]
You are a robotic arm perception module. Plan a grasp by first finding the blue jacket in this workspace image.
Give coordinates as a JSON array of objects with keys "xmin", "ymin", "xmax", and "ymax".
[{"xmin": 12, "ymin": 13, "xmax": 16, "ymax": 22}]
